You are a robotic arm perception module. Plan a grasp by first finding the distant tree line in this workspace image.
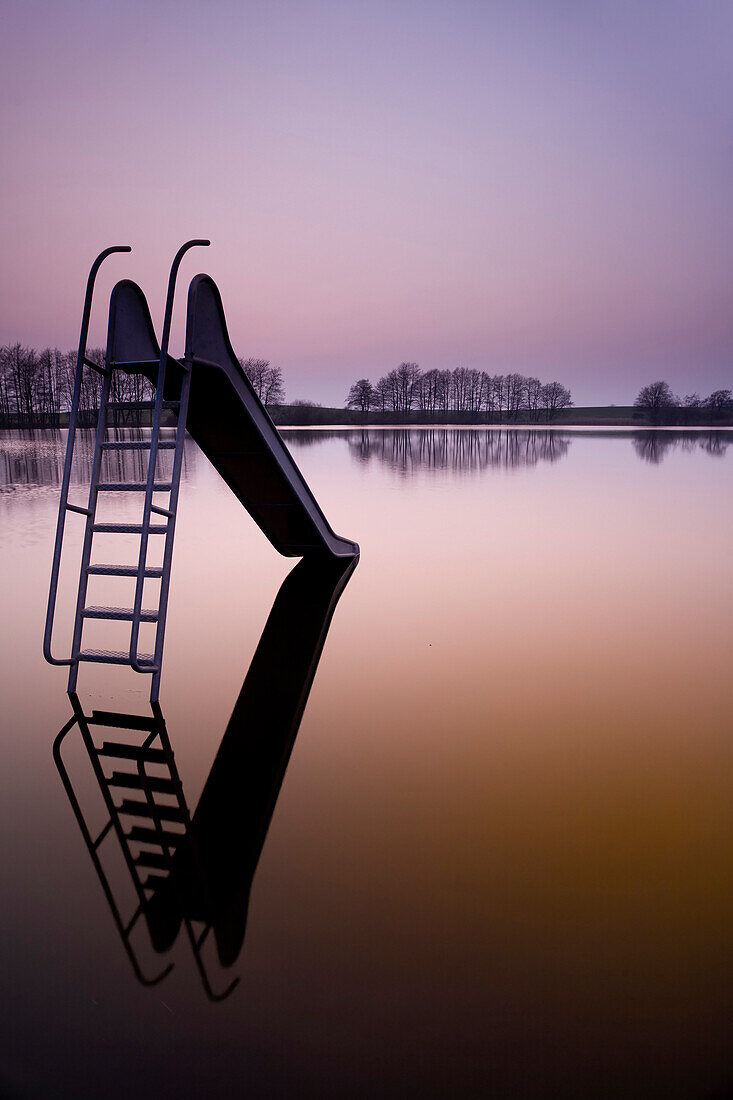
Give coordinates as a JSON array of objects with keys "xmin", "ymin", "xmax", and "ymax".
[
  {"xmin": 0, "ymin": 344, "xmax": 286, "ymax": 426},
  {"xmin": 634, "ymin": 381, "xmax": 733, "ymax": 424},
  {"xmin": 0, "ymin": 344, "xmax": 153, "ymax": 427},
  {"xmin": 346, "ymin": 364, "xmax": 573, "ymax": 422}
]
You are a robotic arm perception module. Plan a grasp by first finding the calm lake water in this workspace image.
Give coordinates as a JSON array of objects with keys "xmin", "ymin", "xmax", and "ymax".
[{"xmin": 1, "ymin": 426, "xmax": 732, "ymax": 1099}]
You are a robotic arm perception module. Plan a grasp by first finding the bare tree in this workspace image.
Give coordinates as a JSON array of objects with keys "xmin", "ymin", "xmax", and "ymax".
[
  {"xmin": 541, "ymin": 381, "xmax": 573, "ymax": 421},
  {"xmin": 634, "ymin": 381, "xmax": 676, "ymax": 424},
  {"xmin": 525, "ymin": 376, "xmax": 543, "ymax": 422},
  {"xmin": 436, "ymin": 369, "xmax": 451, "ymax": 412},
  {"xmin": 395, "ymin": 362, "xmax": 421, "ymax": 413},
  {"xmin": 261, "ymin": 364, "xmax": 284, "ymax": 406},
  {"xmin": 373, "ymin": 376, "xmax": 390, "ymax": 412},
  {"xmin": 239, "ymin": 357, "xmax": 285, "ymax": 406},
  {"xmin": 451, "ymin": 367, "xmax": 471, "ymax": 412},
  {"xmin": 239, "ymin": 357, "xmax": 269, "ymax": 397},
  {"xmin": 374, "ymin": 363, "xmax": 422, "ymax": 415},
  {"xmin": 705, "ymin": 389, "xmax": 733, "ymax": 421},
  {"xmin": 492, "ymin": 374, "xmax": 507, "ymax": 422},
  {"xmin": 346, "ymin": 378, "xmax": 375, "ymax": 415}
]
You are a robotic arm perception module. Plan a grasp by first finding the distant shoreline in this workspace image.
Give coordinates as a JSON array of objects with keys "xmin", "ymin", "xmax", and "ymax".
[
  {"xmin": 267, "ymin": 405, "xmax": 733, "ymax": 429},
  {"xmin": 2, "ymin": 405, "xmax": 732, "ymax": 431}
]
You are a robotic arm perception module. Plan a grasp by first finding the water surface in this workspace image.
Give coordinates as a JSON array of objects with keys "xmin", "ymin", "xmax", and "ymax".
[{"xmin": 1, "ymin": 427, "xmax": 732, "ymax": 1099}]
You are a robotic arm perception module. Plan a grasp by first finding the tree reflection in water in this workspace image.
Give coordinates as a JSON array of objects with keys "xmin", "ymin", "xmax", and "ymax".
[
  {"xmin": 346, "ymin": 428, "xmax": 571, "ymax": 474},
  {"xmin": 0, "ymin": 428, "xmax": 195, "ymax": 490},
  {"xmin": 2, "ymin": 427, "xmax": 733, "ymax": 491},
  {"xmin": 632, "ymin": 430, "xmax": 732, "ymax": 464}
]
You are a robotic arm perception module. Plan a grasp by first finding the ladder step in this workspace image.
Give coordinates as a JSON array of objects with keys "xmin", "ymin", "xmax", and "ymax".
[
  {"xmin": 107, "ymin": 772, "xmax": 176, "ymax": 794},
  {"xmin": 96, "ymin": 482, "xmax": 173, "ymax": 492},
  {"xmin": 101, "ymin": 441, "xmax": 176, "ymax": 450},
  {"xmin": 142, "ymin": 874, "xmax": 170, "ymax": 891},
  {"xmin": 92, "ymin": 523, "xmax": 168, "ymax": 534},
  {"xmin": 126, "ymin": 825, "xmax": 182, "ymax": 846},
  {"xmin": 92, "ymin": 712, "xmax": 159, "ymax": 731},
  {"xmin": 77, "ymin": 649, "xmax": 156, "ymax": 665},
  {"xmin": 134, "ymin": 850, "xmax": 170, "ymax": 870},
  {"xmin": 97, "ymin": 739, "xmax": 166, "ymax": 758},
  {"xmin": 87, "ymin": 565, "xmax": 163, "ymax": 577},
  {"xmin": 117, "ymin": 799, "xmax": 186, "ymax": 823},
  {"xmin": 83, "ymin": 605, "xmax": 159, "ymax": 622}
]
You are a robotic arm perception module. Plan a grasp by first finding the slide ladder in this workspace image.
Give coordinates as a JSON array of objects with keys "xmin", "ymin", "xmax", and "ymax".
[
  {"xmin": 45, "ymin": 239, "xmax": 358, "ymax": 703},
  {"xmin": 44, "ymin": 241, "xmax": 209, "ymax": 702}
]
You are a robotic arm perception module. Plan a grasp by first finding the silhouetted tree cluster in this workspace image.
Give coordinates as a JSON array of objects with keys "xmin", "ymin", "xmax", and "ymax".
[
  {"xmin": 0, "ymin": 343, "xmax": 153, "ymax": 427},
  {"xmin": 635, "ymin": 381, "xmax": 733, "ymax": 424},
  {"xmin": 347, "ymin": 364, "xmax": 573, "ymax": 421},
  {"xmin": 0, "ymin": 343, "xmax": 287, "ymax": 425}
]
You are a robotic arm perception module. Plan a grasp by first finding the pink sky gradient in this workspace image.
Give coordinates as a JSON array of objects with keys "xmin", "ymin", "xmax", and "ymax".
[{"xmin": 1, "ymin": 0, "xmax": 731, "ymax": 406}]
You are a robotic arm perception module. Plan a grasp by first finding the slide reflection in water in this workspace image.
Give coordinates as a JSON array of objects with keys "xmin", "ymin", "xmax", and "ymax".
[{"xmin": 53, "ymin": 552, "xmax": 358, "ymax": 1000}]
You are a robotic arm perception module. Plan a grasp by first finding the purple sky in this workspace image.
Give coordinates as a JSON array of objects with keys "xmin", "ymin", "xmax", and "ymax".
[{"xmin": 1, "ymin": 0, "xmax": 731, "ymax": 406}]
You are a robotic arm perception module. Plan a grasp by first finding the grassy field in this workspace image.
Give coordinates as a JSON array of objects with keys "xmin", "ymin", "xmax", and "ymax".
[
  {"xmin": 16, "ymin": 404, "xmax": 730, "ymax": 430},
  {"xmin": 271, "ymin": 404, "xmax": 645, "ymax": 427}
]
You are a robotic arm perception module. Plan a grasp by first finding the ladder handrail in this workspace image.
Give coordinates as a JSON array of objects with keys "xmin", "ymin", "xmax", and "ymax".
[
  {"xmin": 147, "ymin": 367, "xmax": 192, "ymax": 701},
  {"xmin": 66, "ymin": 367, "xmax": 114, "ymax": 694},
  {"xmin": 129, "ymin": 240, "xmax": 209, "ymax": 682},
  {"xmin": 43, "ymin": 245, "xmax": 131, "ymax": 666}
]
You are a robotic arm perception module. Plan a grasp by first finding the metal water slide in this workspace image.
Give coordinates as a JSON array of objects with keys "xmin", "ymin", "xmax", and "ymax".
[{"xmin": 44, "ymin": 241, "xmax": 359, "ymax": 701}]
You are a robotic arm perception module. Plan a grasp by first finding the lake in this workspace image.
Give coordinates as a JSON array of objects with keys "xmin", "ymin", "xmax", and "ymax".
[{"xmin": 1, "ymin": 426, "xmax": 732, "ymax": 1099}]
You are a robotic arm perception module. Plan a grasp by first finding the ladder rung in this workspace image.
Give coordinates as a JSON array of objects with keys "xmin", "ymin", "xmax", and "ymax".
[
  {"xmin": 101, "ymin": 441, "xmax": 176, "ymax": 450},
  {"xmin": 97, "ymin": 739, "xmax": 166, "ymax": 757},
  {"xmin": 142, "ymin": 874, "xmax": 170, "ymax": 891},
  {"xmin": 150, "ymin": 504, "xmax": 174, "ymax": 518},
  {"xmin": 107, "ymin": 772, "xmax": 176, "ymax": 794},
  {"xmin": 126, "ymin": 825, "xmax": 182, "ymax": 846},
  {"xmin": 86, "ymin": 565, "xmax": 163, "ymax": 577},
  {"xmin": 92, "ymin": 710, "xmax": 159, "ymax": 730},
  {"xmin": 117, "ymin": 799, "xmax": 186, "ymax": 822},
  {"xmin": 77, "ymin": 649, "xmax": 156, "ymax": 665},
  {"xmin": 134, "ymin": 850, "xmax": 170, "ymax": 870},
  {"xmin": 92, "ymin": 523, "xmax": 168, "ymax": 534},
  {"xmin": 66, "ymin": 503, "xmax": 91, "ymax": 516},
  {"xmin": 84, "ymin": 356, "xmax": 109, "ymax": 376},
  {"xmin": 83, "ymin": 605, "xmax": 159, "ymax": 622},
  {"xmin": 96, "ymin": 482, "xmax": 173, "ymax": 492},
  {"xmin": 109, "ymin": 360, "xmax": 159, "ymax": 371}
]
